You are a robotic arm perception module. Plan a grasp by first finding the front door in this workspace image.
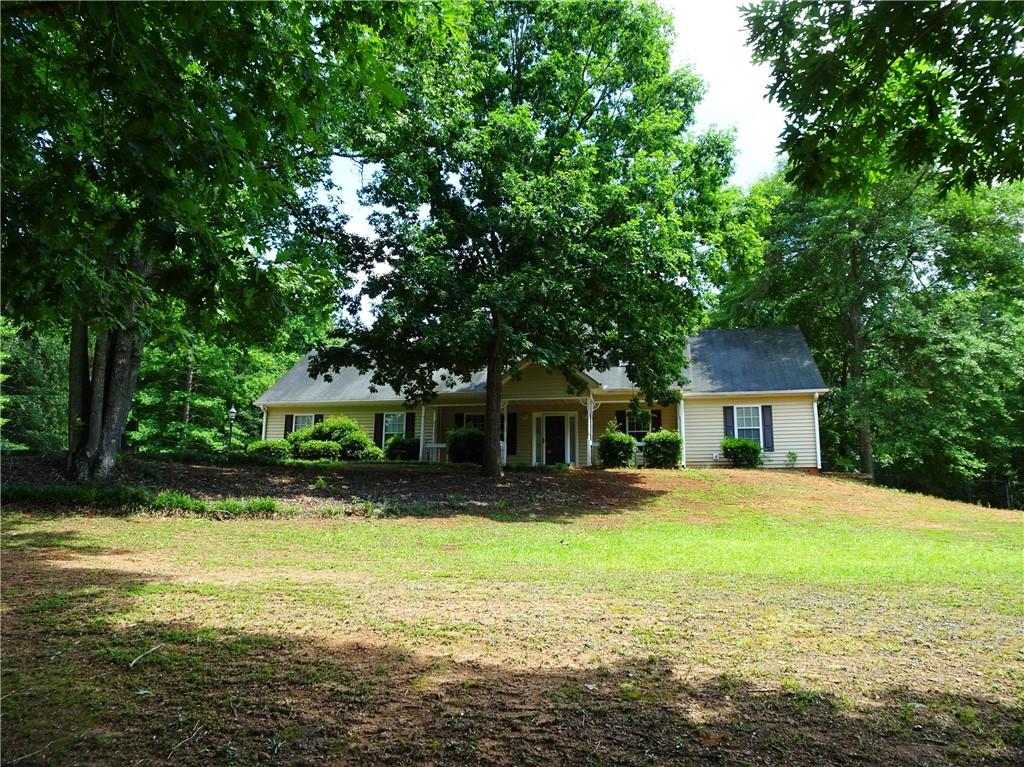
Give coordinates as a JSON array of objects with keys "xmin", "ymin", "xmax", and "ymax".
[{"xmin": 544, "ymin": 415, "xmax": 566, "ymax": 465}]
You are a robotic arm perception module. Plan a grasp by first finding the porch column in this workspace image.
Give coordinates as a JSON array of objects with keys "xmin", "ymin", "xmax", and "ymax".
[
  {"xmin": 419, "ymin": 404, "xmax": 427, "ymax": 461},
  {"xmin": 586, "ymin": 396, "xmax": 594, "ymax": 467}
]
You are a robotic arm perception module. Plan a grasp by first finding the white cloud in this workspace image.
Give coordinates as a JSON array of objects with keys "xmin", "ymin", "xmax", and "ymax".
[{"xmin": 663, "ymin": 0, "xmax": 785, "ymax": 188}]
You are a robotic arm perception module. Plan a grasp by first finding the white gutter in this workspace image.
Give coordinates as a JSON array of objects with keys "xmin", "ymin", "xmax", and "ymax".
[
  {"xmin": 678, "ymin": 397, "xmax": 686, "ymax": 468},
  {"xmin": 260, "ymin": 405, "xmax": 267, "ymax": 440},
  {"xmin": 683, "ymin": 388, "xmax": 831, "ymax": 398}
]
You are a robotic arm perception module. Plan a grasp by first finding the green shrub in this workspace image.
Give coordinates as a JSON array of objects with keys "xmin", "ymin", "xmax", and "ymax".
[
  {"xmin": 286, "ymin": 426, "xmax": 316, "ymax": 446},
  {"xmin": 643, "ymin": 430, "xmax": 683, "ymax": 468},
  {"xmin": 447, "ymin": 426, "xmax": 485, "ymax": 464},
  {"xmin": 294, "ymin": 440, "xmax": 341, "ymax": 460},
  {"xmin": 2, "ymin": 483, "xmax": 154, "ymax": 509},
  {"xmin": 241, "ymin": 497, "xmax": 279, "ymax": 517},
  {"xmin": 359, "ymin": 445, "xmax": 386, "ymax": 462},
  {"xmin": 786, "ymin": 451, "xmax": 798, "ymax": 468},
  {"xmin": 152, "ymin": 490, "xmax": 209, "ymax": 515},
  {"xmin": 384, "ymin": 435, "xmax": 420, "ymax": 461},
  {"xmin": 245, "ymin": 439, "xmax": 291, "ymax": 461},
  {"xmin": 721, "ymin": 437, "xmax": 763, "ymax": 468},
  {"xmin": 598, "ymin": 423, "xmax": 636, "ymax": 468}
]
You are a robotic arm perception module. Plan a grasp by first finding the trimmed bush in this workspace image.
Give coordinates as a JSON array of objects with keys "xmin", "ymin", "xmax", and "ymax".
[
  {"xmin": 384, "ymin": 435, "xmax": 420, "ymax": 461},
  {"xmin": 447, "ymin": 426, "xmax": 485, "ymax": 464},
  {"xmin": 359, "ymin": 445, "xmax": 386, "ymax": 462},
  {"xmin": 721, "ymin": 437, "xmax": 763, "ymax": 468},
  {"xmin": 287, "ymin": 418, "xmax": 380, "ymax": 461},
  {"xmin": 598, "ymin": 423, "xmax": 636, "ymax": 468},
  {"xmin": 286, "ymin": 426, "xmax": 316, "ymax": 446},
  {"xmin": 644, "ymin": 430, "xmax": 683, "ymax": 468},
  {"xmin": 294, "ymin": 440, "xmax": 341, "ymax": 460},
  {"xmin": 246, "ymin": 439, "xmax": 291, "ymax": 461}
]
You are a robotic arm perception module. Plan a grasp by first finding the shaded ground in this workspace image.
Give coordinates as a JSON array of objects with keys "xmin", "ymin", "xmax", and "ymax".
[{"xmin": 2, "ymin": 459, "xmax": 1022, "ymax": 765}]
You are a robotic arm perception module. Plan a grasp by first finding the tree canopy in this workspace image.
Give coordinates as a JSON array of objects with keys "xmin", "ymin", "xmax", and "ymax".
[
  {"xmin": 1, "ymin": 1, "xmax": 430, "ymax": 479},
  {"xmin": 743, "ymin": 1, "xmax": 1024, "ymax": 193},
  {"xmin": 312, "ymin": 0, "xmax": 743, "ymax": 477},
  {"xmin": 715, "ymin": 175, "xmax": 1024, "ymax": 492}
]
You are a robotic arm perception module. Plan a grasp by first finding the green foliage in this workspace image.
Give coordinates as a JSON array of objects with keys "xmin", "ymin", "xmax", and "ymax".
[
  {"xmin": 598, "ymin": 423, "xmax": 637, "ymax": 468},
  {"xmin": 447, "ymin": 427, "xmax": 485, "ymax": 465},
  {"xmin": 293, "ymin": 440, "xmax": 342, "ymax": 461},
  {"xmin": 384, "ymin": 435, "xmax": 420, "ymax": 461},
  {"xmin": 3, "ymin": 484, "xmax": 154, "ymax": 509},
  {"xmin": 785, "ymin": 451, "xmax": 798, "ymax": 469},
  {"xmin": 744, "ymin": 1, "xmax": 1024, "ymax": 193},
  {"xmin": 312, "ymin": 0, "xmax": 740, "ymax": 476},
  {"xmin": 715, "ymin": 175, "xmax": 1024, "ymax": 496},
  {"xmin": 721, "ymin": 438, "xmax": 763, "ymax": 468},
  {"xmin": 643, "ymin": 430, "xmax": 682, "ymax": 469},
  {"xmin": 286, "ymin": 418, "xmax": 379, "ymax": 461},
  {"xmin": 151, "ymin": 490, "xmax": 209, "ymax": 515},
  {"xmin": 246, "ymin": 440, "xmax": 292, "ymax": 461},
  {"xmin": 0, "ymin": 318, "xmax": 66, "ymax": 452},
  {"xmin": 359, "ymin": 445, "xmax": 386, "ymax": 463}
]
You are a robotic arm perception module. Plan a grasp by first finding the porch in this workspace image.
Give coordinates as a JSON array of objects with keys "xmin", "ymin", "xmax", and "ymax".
[{"xmin": 418, "ymin": 397, "xmax": 681, "ymax": 467}]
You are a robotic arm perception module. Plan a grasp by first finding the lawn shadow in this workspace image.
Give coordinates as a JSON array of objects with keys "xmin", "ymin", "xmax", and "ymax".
[{"xmin": 2, "ymin": 538, "xmax": 1021, "ymax": 766}]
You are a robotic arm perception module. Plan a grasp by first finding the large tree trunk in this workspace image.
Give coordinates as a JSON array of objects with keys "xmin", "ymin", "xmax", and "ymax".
[
  {"xmin": 66, "ymin": 321, "xmax": 145, "ymax": 483},
  {"xmin": 847, "ymin": 303, "xmax": 874, "ymax": 478},
  {"xmin": 482, "ymin": 339, "xmax": 505, "ymax": 480},
  {"xmin": 182, "ymin": 361, "xmax": 194, "ymax": 425}
]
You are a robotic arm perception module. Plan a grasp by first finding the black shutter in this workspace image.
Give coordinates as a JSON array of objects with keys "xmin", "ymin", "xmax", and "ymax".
[
  {"xmin": 723, "ymin": 406, "xmax": 735, "ymax": 438},
  {"xmin": 284, "ymin": 414, "xmax": 294, "ymax": 437},
  {"xmin": 651, "ymin": 409, "xmax": 662, "ymax": 431},
  {"xmin": 454, "ymin": 413, "xmax": 465, "ymax": 428},
  {"xmin": 615, "ymin": 410, "xmax": 627, "ymax": 433},
  {"xmin": 507, "ymin": 412, "xmax": 517, "ymax": 456},
  {"xmin": 405, "ymin": 412, "xmax": 415, "ymax": 438},
  {"xmin": 314, "ymin": 414, "xmax": 324, "ymax": 424},
  {"xmin": 373, "ymin": 413, "xmax": 384, "ymax": 447},
  {"xmin": 761, "ymin": 405, "xmax": 774, "ymax": 452}
]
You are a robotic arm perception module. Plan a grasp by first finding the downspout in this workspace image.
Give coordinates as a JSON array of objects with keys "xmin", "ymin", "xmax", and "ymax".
[
  {"xmin": 586, "ymin": 396, "xmax": 594, "ymax": 467},
  {"xmin": 260, "ymin": 406, "xmax": 267, "ymax": 440},
  {"xmin": 813, "ymin": 393, "xmax": 822, "ymax": 470}
]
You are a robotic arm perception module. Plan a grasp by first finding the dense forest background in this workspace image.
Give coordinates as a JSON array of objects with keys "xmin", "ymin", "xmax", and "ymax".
[{"xmin": 4, "ymin": 172, "xmax": 1021, "ymax": 504}]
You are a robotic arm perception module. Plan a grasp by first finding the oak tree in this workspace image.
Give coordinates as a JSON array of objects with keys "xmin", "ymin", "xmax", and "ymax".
[{"xmin": 312, "ymin": 0, "xmax": 739, "ymax": 478}]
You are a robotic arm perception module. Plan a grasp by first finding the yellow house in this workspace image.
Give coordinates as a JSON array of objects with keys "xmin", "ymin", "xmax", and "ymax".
[{"xmin": 255, "ymin": 327, "xmax": 828, "ymax": 469}]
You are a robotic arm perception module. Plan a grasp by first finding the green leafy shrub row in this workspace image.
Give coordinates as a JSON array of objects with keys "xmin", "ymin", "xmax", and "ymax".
[
  {"xmin": 598, "ymin": 423, "xmax": 637, "ymax": 468},
  {"xmin": 294, "ymin": 439, "xmax": 341, "ymax": 460},
  {"xmin": 384, "ymin": 435, "xmax": 420, "ymax": 461},
  {"xmin": 721, "ymin": 437, "xmax": 763, "ymax": 468},
  {"xmin": 286, "ymin": 417, "xmax": 387, "ymax": 461},
  {"xmin": 643, "ymin": 430, "xmax": 683, "ymax": 468},
  {"xmin": 2, "ymin": 484, "xmax": 286, "ymax": 518},
  {"xmin": 447, "ymin": 426, "xmax": 485, "ymax": 464},
  {"xmin": 246, "ymin": 439, "xmax": 291, "ymax": 460}
]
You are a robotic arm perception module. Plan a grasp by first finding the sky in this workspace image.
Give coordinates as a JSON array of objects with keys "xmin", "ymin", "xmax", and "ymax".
[{"xmin": 333, "ymin": 0, "xmax": 785, "ymax": 239}]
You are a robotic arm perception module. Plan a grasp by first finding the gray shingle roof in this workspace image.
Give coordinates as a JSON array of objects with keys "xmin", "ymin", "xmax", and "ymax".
[
  {"xmin": 682, "ymin": 327, "xmax": 827, "ymax": 393},
  {"xmin": 255, "ymin": 326, "xmax": 826, "ymax": 405}
]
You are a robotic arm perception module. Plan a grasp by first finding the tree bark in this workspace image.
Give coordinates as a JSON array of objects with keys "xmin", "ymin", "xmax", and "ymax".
[
  {"xmin": 482, "ymin": 338, "xmax": 505, "ymax": 480},
  {"xmin": 847, "ymin": 302, "xmax": 874, "ymax": 478}
]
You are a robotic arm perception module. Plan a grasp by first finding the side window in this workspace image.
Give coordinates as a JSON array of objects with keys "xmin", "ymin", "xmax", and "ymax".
[
  {"xmin": 293, "ymin": 414, "xmax": 315, "ymax": 431},
  {"xmin": 735, "ymin": 405, "xmax": 762, "ymax": 445}
]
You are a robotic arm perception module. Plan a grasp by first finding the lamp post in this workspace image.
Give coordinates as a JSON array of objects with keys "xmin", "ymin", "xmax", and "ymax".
[{"xmin": 227, "ymin": 405, "xmax": 237, "ymax": 452}]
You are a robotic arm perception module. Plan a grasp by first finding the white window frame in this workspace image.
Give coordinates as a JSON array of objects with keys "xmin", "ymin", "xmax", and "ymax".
[
  {"xmin": 292, "ymin": 414, "xmax": 315, "ymax": 432},
  {"xmin": 382, "ymin": 412, "xmax": 406, "ymax": 446},
  {"xmin": 734, "ymin": 405, "xmax": 762, "ymax": 446},
  {"xmin": 625, "ymin": 410, "xmax": 654, "ymax": 441},
  {"xmin": 462, "ymin": 413, "xmax": 486, "ymax": 431}
]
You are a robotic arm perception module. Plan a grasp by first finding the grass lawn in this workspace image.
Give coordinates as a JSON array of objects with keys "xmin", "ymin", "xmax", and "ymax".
[{"xmin": 2, "ymin": 461, "xmax": 1022, "ymax": 765}]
